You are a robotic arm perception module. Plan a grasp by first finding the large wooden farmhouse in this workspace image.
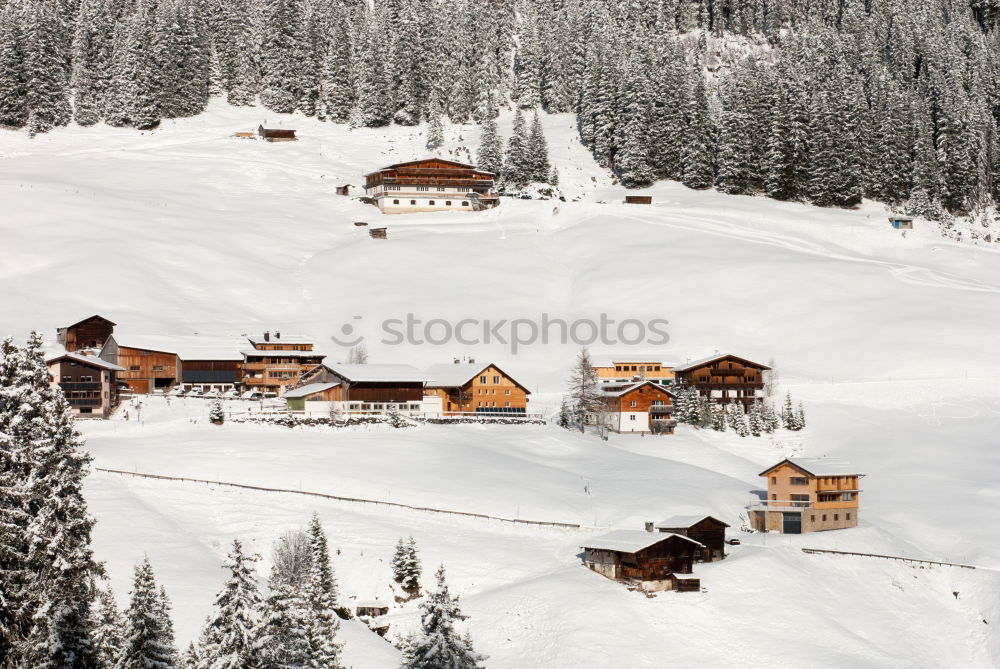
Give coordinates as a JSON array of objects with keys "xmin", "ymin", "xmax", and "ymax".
[
  {"xmin": 592, "ymin": 381, "xmax": 676, "ymax": 434},
  {"xmin": 47, "ymin": 352, "xmax": 124, "ymax": 419},
  {"xmin": 241, "ymin": 332, "xmax": 325, "ymax": 394},
  {"xmin": 581, "ymin": 530, "xmax": 703, "ymax": 592},
  {"xmin": 673, "ymin": 353, "xmax": 770, "ymax": 411},
  {"xmin": 424, "ymin": 361, "xmax": 530, "ymax": 415},
  {"xmin": 290, "ymin": 363, "xmax": 439, "ymax": 415},
  {"xmin": 363, "ymin": 158, "xmax": 499, "ymax": 214},
  {"xmin": 100, "ymin": 334, "xmax": 181, "ymax": 394},
  {"xmin": 57, "ymin": 315, "xmax": 116, "ymax": 352},
  {"xmin": 751, "ymin": 458, "xmax": 864, "ymax": 533}
]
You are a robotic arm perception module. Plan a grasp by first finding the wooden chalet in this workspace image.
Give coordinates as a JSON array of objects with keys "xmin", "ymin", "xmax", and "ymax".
[
  {"xmin": 56, "ymin": 315, "xmax": 116, "ymax": 352},
  {"xmin": 424, "ymin": 361, "xmax": 530, "ymax": 415},
  {"xmin": 298, "ymin": 363, "xmax": 432, "ymax": 413},
  {"xmin": 592, "ymin": 381, "xmax": 676, "ymax": 434},
  {"xmin": 673, "ymin": 353, "xmax": 770, "ymax": 412},
  {"xmin": 752, "ymin": 458, "xmax": 863, "ymax": 534},
  {"xmin": 355, "ymin": 601, "xmax": 389, "ymax": 618},
  {"xmin": 47, "ymin": 352, "xmax": 124, "ymax": 419},
  {"xmin": 100, "ymin": 334, "xmax": 181, "ymax": 394},
  {"xmin": 581, "ymin": 530, "xmax": 703, "ymax": 592},
  {"xmin": 258, "ymin": 125, "xmax": 296, "ymax": 142},
  {"xmin": 242, "ymin": 332, "xmax": 325, "ymax": 394},
  {"xmin": 363, "ymin": 158, "xmax": 499, "ymax": 214},
  {"xmin": 654, "ymin": 515, "xmax": 730, "ymax": 562}
]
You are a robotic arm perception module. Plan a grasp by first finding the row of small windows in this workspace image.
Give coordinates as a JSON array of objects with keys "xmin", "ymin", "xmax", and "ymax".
[
  {"xmin": 478, "ymin": 388, "xmax": 512, "ymax": 395},
  {"xmin": 614, "ymin": 364, "xmax": 662, "ymax": 372},
  {"xmin": 391, "ymin": 199, "xmax": 469, "ymax": 207},
  {"xmin": 811, "ymin": 513, "xmax": 851, "ymax": 522}
]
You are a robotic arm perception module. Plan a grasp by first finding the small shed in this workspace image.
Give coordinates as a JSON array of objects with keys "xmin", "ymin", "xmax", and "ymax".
[
  {"xmin": 581, "ymin": 530, "xmax": 703, "ymax": 590},
  {"xmin": 282, "ymin": 382, "xmax": 341, "ymax": 412},
  {"xmin": 355, "ymin": 600, "xmax": 389, "ymax": 618},
  {"xmin": 369, "ymin": 227, "xmax": 387, "ymax": 239},
  {"xmin": 336, "ymin": 184, "xmax": 354, "ymax": 196},
  {"xmin": 654, "ymin": 515, "xmax": 730, "ymax": 562},
  {"xmin": 625, "ymin": 195, "xmax": 652, "ymax": 204},
  {"xmin": 888, "ymin": 215, "xmax": 913, "ymax": 230},
  {"xmin": 258, "ymin": 125, "xmax": 297, "ymax": 142},
  {"xmin": 233, "ymin": 131, "xmax": 254, "ymax": 139}
]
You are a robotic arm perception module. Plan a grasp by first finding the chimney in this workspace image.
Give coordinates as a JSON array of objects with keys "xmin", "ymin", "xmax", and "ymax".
[
  {"xmin": 275, "ymin": 331, "xmax": 281, "ymax": 339},
  {"xmin": 453, "ymin": 358, "xmax": 460, "ymax": 364},
  {"xmin": 468, "ymin": 358, "xmax": 475, "ymax": 364},
  {"xmin": 264, "ymin": 331, "xmax": 270, "ymax": 342},
  {"xmin": 644, "ymin": 521, "xmax": 654, "ymax": 533}
]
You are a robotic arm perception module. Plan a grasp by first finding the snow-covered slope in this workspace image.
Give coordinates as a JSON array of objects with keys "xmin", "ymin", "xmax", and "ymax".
[{"xmin": 3, "ymin": 103, "xmax": 999, "ymax": 667}]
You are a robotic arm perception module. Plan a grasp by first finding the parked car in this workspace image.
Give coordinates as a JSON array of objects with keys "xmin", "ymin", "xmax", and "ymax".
[
  {"xmin": 242, "ymin": 391, "xmax": 264, "ymax": 401},
  {"xmin": 726, "ymin": 538, "xmax": 741, "ymax": 546}
]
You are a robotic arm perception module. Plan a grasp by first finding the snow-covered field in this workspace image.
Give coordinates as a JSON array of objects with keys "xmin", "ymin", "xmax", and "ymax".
[{"xmin": 3, "ymin": 102, "xmax": 1000, "ymax": 667}]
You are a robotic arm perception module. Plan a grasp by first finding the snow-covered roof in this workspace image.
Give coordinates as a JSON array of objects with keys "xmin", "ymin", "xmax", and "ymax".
[
  {"xmin": 760, "ymin": 458, "xmax": 863, "ymax": 477},
  {"xmin": 654, "ymin": 515, "xmax": 730, "ymax": 529},
  {"xmin": 108, "ymin": 333, "xmax": 245, "ymax": 360},
  {"xmin": 355, "ymin": 600, "xmax": 388, "ymax": 609},
  {"xmin": 423, "ymin": 362, "xmax": 483, "ymax": 387},
  {"xmin": 281, "ymin": 383, "xmax": 340, "ymax": 399},
  {"xmin": 581, "ymin": 529, "xmax": 704, "ymax": 553},
  {"xmin": 597, "ymin": 381, "xmax": 676, "ymax": 398},
  {"xmin": 673, "ymin": 352, "xmax": 771, "ymax": 372},
  {"xmin": 326, "ymin": 363, "xmax": 431, "ymax": 383},
  {"xmin": 60, "ymin": 314, "xmax": 116, "ymax": 330},
  {"xmin": 47, "ymin": 351, "xmax": 125, "ymax": 371},
  {"xmin": 590, "ymin": 354, "xmax": 681, "ymax": 369},
  {"xmin": 246, "ymin": 333, "xmax": 314, "ymax": 345}
]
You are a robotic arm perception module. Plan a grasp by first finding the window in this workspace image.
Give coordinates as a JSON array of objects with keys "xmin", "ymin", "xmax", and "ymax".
[
  {"xmin": 834, "ymin": 514, "xmax": 839, "ymax": 521},
  {"xmin": 790, "ymin": 494, "xmax": 809, "ymax": 507},
  {"xmin": 445, "ymin": 201, "xmax": 451, "ymax": 206},
  {"xmin": 505, "ymin": 389, "xmax": 510, "ymax": 395},
  {"xmin": 771, "ymin": 494, "xmax": 777, "ymax": 500},
  {"xmin": 822, "ymin": 514, "xmax": 827, "ymax": 521},
  {"xmin": 393, "ymin": 199, "xmax": 400, "ymax": 204},
  {"xmin": 462, "ymin": 201, "xmax": 469, "ymax": 206},
  {"xmin": 771, "ymin": 476, "xmax": 777, "ymax": 484},
  {"xmin": 842, "ymin": 492, "xmax": 854, "ymax": 501},
  {"xmin": 437, "ymin": 187, "xmax": 445, "ymax": 191},
  {"xmin": 62, "ymin": 375, "xmax": 71, "ymax": 382},
  {"xmin": 629, "ymin": 415, "xmax": 636, "ymax": 421},
  {"xmin": 791, "ymin": 477, "xmax": 808, "ymax": 485},
  {"xmin": 349, "ymin": 404, "xmax": 360, "ymax": 410},
  {"xmin": 152, "ymin": 366, "xmax": 163, "ymax": 371},
  {"xmin": 493, "ymin": 375, "xmax": 500, "ymax": 384},
  {"xmin": 846, "ymin": 513, "xmax": 851, "ymax": 520},
  {"xmin": 416, "ymin": 186, "xmax": 429, "ymax": 191},
  {"xmin": 80, "ymin": 375, "xmax": 93, "ymax": 382},
  {"xmin": 79, "ymin": 407, "xmax": 92, "ymax": 414},
  {"xmin": 810, "ymin": 515, "xmax": 816, "ymax": 522},
  {"xmin": 479, "ymin": 375, "xmax": 486, "ymax": 383},
  {"xmin": 504, "ymin": 402, "xmax": 510, "ymax": 407},
  {"xmin": 409, "ymin": 404, "xmax": 420, "ymax": 410},
  {"xmin": 410, "ymin": 200, "xmax": 416, "ymax": 205}
]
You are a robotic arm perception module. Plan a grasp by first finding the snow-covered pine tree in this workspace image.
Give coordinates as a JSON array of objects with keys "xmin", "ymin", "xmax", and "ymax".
[
  {"xmin": 549, "ymin": 166, "xmax": 559, "ymax": 186},
  {"xmin": 405, "ymin": 565, "xmax": 485, "ymax": 669},
  {"xmin": 727, "ymin": 401, "xmax": 749, "ymax": 437},
  {"xmin": 18, "ymin": 332, "xmax": 103, "ymax": 668},
  {"xmin": 201, "ymin": 540, "xmax": 261, "ymax": 669},
  {"xmin": 256, "ymin": 563, "xmax": 311, "ymax": 669},
  {"xmin": 259, "ymin": 0, "xmax": 301, "ymax": 114},
  {"xmin": 696, "ymin": 396, "xmax": 714, "ymax": 429},
  {"xmin": 318, "ymin": 15, "xmax": 354, "ymax": 124},
  {"xmin": 117, "ymin": 558, "xmax": 176, "ymax": 669},
  {"xmin": 209, "ymin": 399, "xmax": 225, "ymax": 425},
  {"xmin": 158, "ymin": 585, "xmax": 178, "ymax": 665},
  {"xmin": 391, "ymin": 536, "xmax": 421, "ymax": 596},
  {"xmin": 0, "ymin": 2, "xmax": 29, "ymax": 129},
  {"xmin": 23, "ymin": 0, "xmax": 72, "ymax": 136},
  {"xmin": 503, "ymin": 107, "xmax": 530, "ymax": 186},
  {"xmin": 557, "ymin": 397, "xmax": 570, "ymax": 429},
  {"xmin": 426, "ymin": 90, "xmax": 444, "ymax": 151},
  {"xmin": 795, "ymin": 402, "xmax": 806, "ymax": 430},
  {"xmin": 565, "ymin": 348, "xmax": 602, "ymax": 432},
  {"xmin": 92, "ymin": 585, "xmax": 125, "ymax": 667},
  {"xmin": 526, "ymin": 110, "xmax": 551, "ymax": 183},
  {"xmin": 672, "ymin": 387, "xmax": 690, "ymax": 425},
  {"xmin": 304, "ymin": 513, "xmax": 344, "ymax": 667},
  {"xmin": 351, "ymin": 5, "xmax": 391, "ymax": 128},
  {"xmin": 681, "ymin": 70, "xmax": 714, "ymax": 190},
  {"xmin": 762, "ymin": 400, "xmax": 780, "ymax": 433},
  {"xmin": 476, "ymin": 114, "xmax": 503, "ymax": 178},
  {"xmin": 71, "ymin": 0, "xmax": 113, "ymax": 126},
  {"xmin": 748, "ymin": 400, "xmax": 764, "ymax": 437},
  {"xmin": 711, "ymin": 404, "xmax": 726, "ymax": 432}
]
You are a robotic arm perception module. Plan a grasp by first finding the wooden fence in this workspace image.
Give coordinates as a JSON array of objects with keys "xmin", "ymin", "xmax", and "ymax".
[
  {"xmin": 95, "ymin": 467, "xmax": 582, "ymax": 530},
  {"xmin": 801, "ymin": 547, "xmax": 976, "ymax": 569}
]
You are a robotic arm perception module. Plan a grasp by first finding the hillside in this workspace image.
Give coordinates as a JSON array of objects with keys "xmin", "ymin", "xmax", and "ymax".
[{"xmin": 3, "ymin": 105, "xmax": 1000, "ymax": 667}]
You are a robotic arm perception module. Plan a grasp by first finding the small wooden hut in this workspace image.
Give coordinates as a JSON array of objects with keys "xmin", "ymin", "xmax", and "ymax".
[
  {"xmin": 258, "ymin": 125, "xmax": 297, "ymax": 142},
  {"xmin": 654, "ymin": 515, "xmax": 730, "ymax": 562},
  {"xmin": 625, "ymin": 195, "xmax": 652, "ymax": 204}
]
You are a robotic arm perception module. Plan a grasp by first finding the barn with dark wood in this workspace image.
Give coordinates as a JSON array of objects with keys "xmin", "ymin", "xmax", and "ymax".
[
  {"xmin": 258, "ymin": 125, "xmax": 297, "ymax": 142},
  {"xmin": 624, "ymin": 195, "xmax": 652, "ymax": 204},
  {"xmin": 306, "ymin": 363, "xmax": 430, "ymax": 408},
  {"xmin": 654, "ymin": 515, "xmax": 730, "ymax": 562},
  {"xmin": 99, "ymin": 334, "xmax": 180, "ymax": 394},
  {"xmin": 56, "ymin": 315, "xmax": 116, "ymax": 352},
  {"xmin": 581, "ymin": 530, "xmax": 703, "ymax": 592}
]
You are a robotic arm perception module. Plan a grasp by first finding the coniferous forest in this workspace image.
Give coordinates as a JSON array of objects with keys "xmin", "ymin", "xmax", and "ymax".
[{"xmin": 2, "ymin": 0, "xmax": 1000, "ymax": 226}]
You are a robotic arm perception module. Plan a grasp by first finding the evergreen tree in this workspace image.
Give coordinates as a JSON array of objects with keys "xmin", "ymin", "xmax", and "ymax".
[
  {"xmin": 304, "ymin": 514, "xmax": 344, "ymax": 668},
  {"xmin": 795, "ymin": 402, "xmax": 806, "ymax": 430},
  {"xmin": 202, "ymin": 540, "xmax": 261, "ymax": 669},
  {"xmin": 565, "ymin": 348, "xmax": 601, "ymax": 432},
  {"xmin": 748, "ymin": 400, "xmax": 764, "ymax": 437},
  {"xmin": 681, "ymin": 72, "xmax": 714, "ymax": 190},
  {"xmin": 391, "ymin": 537, "xmax": 421, "ymax": 596},
  {"xmin": 317, "ymin": 17, "xmax": 353, "ymax": 123},
  {"xmin": 426, "ymin": 91, "xmax": 444, "ymax": 151},
  {"xmin": 0, "ymin": 3, "xmax": 29, "ymax": 128},
  {"xmin": 257, "ymin": 565, "xmax": 310, "ymax": 669},
  {"xmin": 526, "ymin": 110, "xmax": 551, "ymax": 183},
  {"xmin": 762, "ymin": 400, "xmax": 780, "ymax": 433},
  {"xmin": 477, "ymin": 114, "xmax": 503, "ymax": 177},
  {"xmin": 727, "ymin": 401, "xmax": 749, "ymax": 437},
  {"xmin": 92, "ymin": 585, "xmax": 125, "ymax": 667},
  {"xmin": 209, "ymin": 400, "xmax": 225, "ymax": 425},
  {"xmin": 404, "ymin": 565, "xmax": 485, "ymax": 669},
  {"xmin": 710, "ymin": 404, "xmax": 726, "ymax": 431},
  {"xmin": 503, "ymin": 108, "xmax": 530, "ymax": 186},
  {"xmin": 24, "ymin": 0, "xmax": 72, "ymax": 136},
  {"xmin": 117, "ymin": 558, "xmax": 176, "ymax": 669}
]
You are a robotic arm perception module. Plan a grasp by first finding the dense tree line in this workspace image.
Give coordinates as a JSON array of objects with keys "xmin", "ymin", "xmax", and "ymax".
[{"xmin": 1, "ymin": 0, "xmax": 999, "ymax": 221}]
